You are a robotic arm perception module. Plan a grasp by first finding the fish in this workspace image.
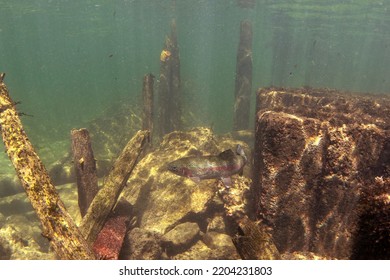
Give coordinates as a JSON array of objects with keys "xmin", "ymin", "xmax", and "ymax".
[{"xmin": 167, "ymin": 144, "xmax": 247, "ymax": 187}]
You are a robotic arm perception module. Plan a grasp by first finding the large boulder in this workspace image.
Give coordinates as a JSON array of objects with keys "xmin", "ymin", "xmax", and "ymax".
[
  {"xmin": 120, "ymin": 127, "xmax": 250, "ymax": 234},
  {"xmin": 253, "ymin": 87, "xmax": 390, "ymax": 259},
  {"xmin": 119, "ymin": 127, "xmax": 250, "ymax": 259}
]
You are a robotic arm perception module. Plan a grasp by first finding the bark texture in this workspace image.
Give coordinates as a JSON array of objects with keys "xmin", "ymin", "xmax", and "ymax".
[
  {"xmin": 79, "ymin": 130, "xmax": 149, "ymax": 245},
  {"xmin": 71, "ymin": 128, "xmax": 99, "ymax": 217},
  {"xmin": 233, "ymin": 20, "xmax": 253, "ymax": 131},
  {"xmin": 0, "ymin": 74, "xmax": 95, "ymax": 259}
]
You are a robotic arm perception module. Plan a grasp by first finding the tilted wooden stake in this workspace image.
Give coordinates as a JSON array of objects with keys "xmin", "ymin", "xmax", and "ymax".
[
  {"xmin": 79, "ymin": 130, "xmax": 149, "ymax": 245},
  {"xmin": 0, "ymin": 73, "xmax": 95, "ymax": 259}
]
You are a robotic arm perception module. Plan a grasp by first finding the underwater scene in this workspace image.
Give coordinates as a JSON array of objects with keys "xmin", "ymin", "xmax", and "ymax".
[{"xmin": 0, "ymin": 0, "xmax": 389, "ymax": 260}]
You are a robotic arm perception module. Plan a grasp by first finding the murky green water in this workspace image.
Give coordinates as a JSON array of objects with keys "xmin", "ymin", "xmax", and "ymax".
[{"xmin": 1, "ymin": 0, "xmax": 389, "ymax": 170}]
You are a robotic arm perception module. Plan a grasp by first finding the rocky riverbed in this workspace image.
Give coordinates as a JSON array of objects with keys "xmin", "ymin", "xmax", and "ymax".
[{"xmin": 1, "ymin": 87, "xmax": 389, "ymax": 260}]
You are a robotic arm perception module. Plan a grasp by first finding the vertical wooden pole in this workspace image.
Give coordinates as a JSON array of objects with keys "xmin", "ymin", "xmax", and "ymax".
[
  {"xmin": 71, "ymin": 128, "xmax": 99, "ymax": 217},
  {"xmin": 142, "ymin": 73, "xmax": 154, "ymax": 144},
  {"xmin": 158, "ymin": 46, "xmax": 170, "ymax": 138},
  {"xmin": 233, "ymin": 20, "xmax": 253, "ymax": 131},
  {"xmin": 169, "ymin": 19, "xmax": 181, "ymax": 132},
  {"xmin": 157, "ymin": 19, "xmax": 181, "ymax": 138}
]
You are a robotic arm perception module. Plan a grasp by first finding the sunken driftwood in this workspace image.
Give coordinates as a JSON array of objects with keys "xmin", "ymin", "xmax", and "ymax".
[
  {"xmin": 71, "ymin": 128, "xmax": 99, "ymax": 217},
  {"xmin": 142, "ymin": 73, "xmax": 154, "ymax": 144},
  {"xmin": 0, "ymin": 73, "xmax": 95, "ymax": 260},
  {"xmin": 79, "ymin": 130, "xmax": 149, "ymax": 245},
  {"xmin": 233, "ymin": 20, "xmax": 253, "ymax": 131}
]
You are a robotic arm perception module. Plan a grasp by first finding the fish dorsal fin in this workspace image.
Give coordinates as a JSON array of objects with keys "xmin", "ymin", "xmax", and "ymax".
[
  {"xmin": 187, "ymin": 149, "xmax": 203, "ymax": 157},
  {"xmin": 218, "ymin": 149, "xmax": 235, "ymax": 160}
]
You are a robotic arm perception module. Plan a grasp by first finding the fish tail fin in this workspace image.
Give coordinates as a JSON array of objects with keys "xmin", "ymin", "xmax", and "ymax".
[{"xmin": 236, "ymin": 144, "xmax": 247, "ymax": 162}]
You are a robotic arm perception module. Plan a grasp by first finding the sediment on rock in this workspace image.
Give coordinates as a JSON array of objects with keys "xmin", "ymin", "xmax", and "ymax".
[
  {"xmin": 119, "ymin": 127, "xmax": 253, "ymax": 259},
  {"xmin": 253, "ymin": 87, "xmax": 390, "ymax": 259},
  {"xmin": 351, "ymin": 176, "xmax": 390, "ymax": 260}
]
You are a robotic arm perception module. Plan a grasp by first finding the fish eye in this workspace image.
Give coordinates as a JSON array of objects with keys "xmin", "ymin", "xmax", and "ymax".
[{"xmin": 168, "ymin": 165, "xmax": 177, "ymax": 171}]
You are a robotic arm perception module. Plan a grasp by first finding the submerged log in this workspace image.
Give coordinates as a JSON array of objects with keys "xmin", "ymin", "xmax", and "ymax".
[
  {"xmin": 0, "ymin": 73, "xmax": 95, "ymax": 259},
  {"xmin": 71, "ymin": 128, "xmax": 99, "ymax": 217},
  {"xmin": 157, "ymin": 19, "xmax": 181, "ymax": 137},
  {"xmin": 233, "ymin": 20, "xmax": 253, "ymax": 131},
  {"xmin": 79, "ymin": 130, "xmax": 149, "ymax": 245},
  {"xmin": 142, "ymin": 73, "xmax": 154, "ymax": 144}
]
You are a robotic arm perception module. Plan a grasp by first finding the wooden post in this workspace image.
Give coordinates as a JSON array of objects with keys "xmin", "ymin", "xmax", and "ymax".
[
  {"xmin": 142, "ymin": 73, "xmax": 154, "ymax": 144},
  {"xmin": 79, "ymin": 130, "xmax": 149, "ymax": 245},
  {"xmin": 158, "ymin": 46, "xmax": 170, "ymax": 138},
  {"xmin": 169, "ymin": 19, "xmax": 181, "ymax": 132},
  {"xmin": 0, "ymin": 73, "xmax": 95, "ymax": 259},
  {"xmin": 71, "ymin": 128, "xmax": 99, "ymax": 217},
  {"xmin": 157, "ymin": 19, "xmax": 181, "ymax": 138},
  {"xmin": 233, "ymin": 20, "xmax": 253, "ymax": 131}
]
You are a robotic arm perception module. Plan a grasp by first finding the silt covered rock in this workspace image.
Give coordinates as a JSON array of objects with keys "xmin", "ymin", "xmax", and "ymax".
[
  {"xmin": 119, "ymin": 127, "xmax": 251, "ymax": 259},
  {"xmin": 254, "ymin": 87, "xmax": 390, "ymax": 259}
]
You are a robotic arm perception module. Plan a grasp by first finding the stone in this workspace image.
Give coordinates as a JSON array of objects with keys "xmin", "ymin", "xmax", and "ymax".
[
  {"xmin": 0, "ymin": 212, "xmax": 5, "ymax": 228},
  {"xmin": 0, "ymin": 225, "xmax": 54, "ymax": 260},
  {"xmin": 0, "ymin": 125, "xmax": 252, "ymax": 259},
  {"xmin": 174, "ymin": 237, "xmax": 240, "ymax": 260},
  {"xmin": 0, "ymin": 175, "xmax": 22, "ymax": 198},
  {"xmin": 202, "ymin": 231, "xmax": 240, "ymax": 259},
  {"xmin": 120, "ymin": 127, "xmax": 251, "ymax": 235},
  {"xmin": 281, "ymin": 251, "xmax": 330, "ymax": 260},
  {"xmin": 0, "ymin": 233, "xmax": 12, "ymax": 260},
  {"xmin": 0, "ymin": 182, "xmax": 81, "ymax": 259},
  {"xmin": 162, "ymin": 222, "xmax": 200, "ymax": 255},
  {"xmin": 120, "ymin": 227, "xmax": 163, "ymax": 260},
  {"xmin": 351, "ymin": 176, "xmax": 390, "ymax": 259},
  {"xmin": 0, "ymin": 192, "xmax": 34, "ymax": 216},
  {"xmin": 217, "ymin": 176, "xmax": 251, "ymax": 220},
  {"xmin": 254, "ymin": 87, "xmax": 390, "ymax": 259},
  {"xmin": 172, "ymin": 240, "xmax": 213, "ymax": 260},
  {"xmin": 206, "ymin": 215, "xmax": 226, "ymax": 233}
]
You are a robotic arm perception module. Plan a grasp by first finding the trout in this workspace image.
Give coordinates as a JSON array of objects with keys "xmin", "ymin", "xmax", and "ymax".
[{"xmin": 167, "ymin": 145, "xmax": 247, "ymax": 187}]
